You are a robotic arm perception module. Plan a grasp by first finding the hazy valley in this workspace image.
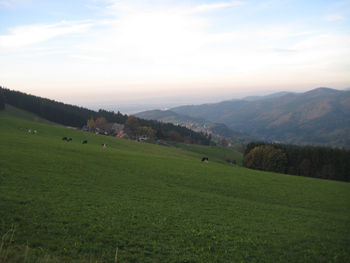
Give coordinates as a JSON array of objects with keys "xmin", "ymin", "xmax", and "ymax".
[{"xmin": 138, "ymin": 88, "xmax": 350, "ymax": 148}]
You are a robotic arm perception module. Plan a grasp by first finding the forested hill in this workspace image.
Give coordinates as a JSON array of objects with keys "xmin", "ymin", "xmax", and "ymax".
[
  {"xmin": 0, "ymin": 87, "xmax": 127, "ymax": 126},
  {"xmin": 0, "ymin": 88, "xmax": 5, "ymax": 110},
  {"xmin": 0, "ymin": 87, "xmax": 211, "ymax": 145},
  {"xmin": 135, "ymin": 109, "xmax": 253, "ymax": 144},
  {"xmin": 243, "ymin": 142, "xmax": 350, "ymax": 182},
  {"xmin": 171, "ymin": 88, "xmax": 350, "ymax": 148}
]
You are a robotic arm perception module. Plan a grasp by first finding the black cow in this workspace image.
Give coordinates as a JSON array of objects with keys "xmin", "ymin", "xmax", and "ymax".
[
  {"xmin": 67, "ymin": 138, "xmax": 72, "ymax": 142},
  {"xmin": 201, "ymin": 157, "xmax": 209, "ymax": 162},
  {"xmin": 82, "ymin": 140, "xmax": 88, "ymax": 144},
  {"xmin": 62, "ymin": 137, "xmax": 68, "ymax": 141}
]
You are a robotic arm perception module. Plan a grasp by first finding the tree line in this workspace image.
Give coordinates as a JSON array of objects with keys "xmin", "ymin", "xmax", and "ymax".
[
  {"xmin": 0, "ymin": 87, "xmax": 211, "ymax": 145},
  {"xmin": 0, "ymin": 89, "xmax": 5, "ymax": 110},
  {"xmin": 243, "ymin": 142, "xmax": 350, "ymax": 181}
]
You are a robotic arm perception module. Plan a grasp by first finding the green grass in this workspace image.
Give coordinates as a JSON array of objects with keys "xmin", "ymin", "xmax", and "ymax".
[
  {"xmin": 0, "ymin": 116, "xmax": 349, "ymax": 262},
  {"xmin": 170, "ymin": 142, "xmax": 243, "ymax": 165}
]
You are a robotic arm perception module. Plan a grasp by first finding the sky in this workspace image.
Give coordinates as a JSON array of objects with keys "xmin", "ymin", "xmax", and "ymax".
[{"xmin": 1, "ymin": 0, "xmax": 350, "ymax": 112}]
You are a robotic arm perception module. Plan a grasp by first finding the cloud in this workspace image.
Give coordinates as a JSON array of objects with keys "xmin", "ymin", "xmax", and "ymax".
[
  {"xmin": 187, "ymin": 1, "xmax": 244, "ymax": 14},
  {"xmin": 325, "ymin": 13, "xmax": 346, "ymax": 22},
  {"xmin": 0, "ymin": 0, "xmax": 32, "ymax": 8},
  {"xmin": 102, "ymin": 0, "xmax": 244, "ymax": 16},
  {"xmin": 258, "ymin": 27, "xmax": 313, "ymax": 40},
  {"xmin": 71, "ymin": 55, "xmax": 104, "ymax": 62},
  {"xmin": 293, "ymin": 34, "xmax": 350, "ymax": 51},
  {"xmin": 0, "ymin": 21, "xmax": 92, "ymax": 50},
  {"xmin": 1, "ymin": 0, "xmax": 350, "ymax": 97},
  {"xmin": 45, "ymin": 3, "xmax": 350, "ymax": 83}
]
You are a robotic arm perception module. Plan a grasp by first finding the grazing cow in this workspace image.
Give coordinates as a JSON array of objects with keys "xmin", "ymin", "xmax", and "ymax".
[
  {"xmin": 82, "ymin": 140, "xmax": 88, "ymax": 144},
  {"xmin": 102, "ymin": 143, "xmax": 107, "ymax": 148},
  {"xmin": 201, "ymin": 157, "xmax": 209, "ymax": 162},
  {"xmin": 62, "ymin": 137, "xmax": 68, "ymax": 141},
  {"xmin": 33, "ymin": 130, "xmax": 37, "ymax": 134},
  {"xmin": 67, "ymin": 138, "xmax": 72, "ymax": 142}
]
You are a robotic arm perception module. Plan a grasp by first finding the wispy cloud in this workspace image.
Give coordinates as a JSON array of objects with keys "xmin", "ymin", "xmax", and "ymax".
[
  {"xmin": 71, "ymin": 55, "xmax": 104, "ymax": 62},
  {"xmin": 0, "ymin": 0, "xmax": 31, "ymax": 8},
  {"xmin": 187, "ymin": 1, "xmax": 244, "ymax": 14},
  {"xmin": 325, "ymin": 13, "xmax": 346, "ymax": 22},
  {"xmin": 293, "ymin": 34, "xmax": 350, "ymax": 52},
  {"xmin": 102, "ymin": 0, "xmax": 244, "ymax": 16},
  {"xmin": 0, "ymin": 21, "xmax": 92, "ymax": 50},
  {"xmin": 258, "ymin": 27, "xmax": 313, "ymax": 40}
]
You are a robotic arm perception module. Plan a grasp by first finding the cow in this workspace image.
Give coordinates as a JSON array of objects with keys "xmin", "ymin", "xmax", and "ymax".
[
  {"xmin": 82, "ymin": 140, "xmax": 88, "ymax": 144},
  {"xmin": 102, "ymin": 143, "xmax": 107, "ymax": 148},
  {"xmin": 201, "ymin": 157, "xmax": 209, "ymax": 162},
  {"xmin": 67, "ymin": 138, "xmax": 72, "ymax": 142},
  {"xmin": 62, "ymin": 137, "xmax": 68, "ymax": 141}
]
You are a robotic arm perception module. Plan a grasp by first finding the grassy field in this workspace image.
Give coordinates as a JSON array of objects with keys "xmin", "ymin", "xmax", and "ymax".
[
  {"xmin": 169, "ymin": 142, "xmax": 243, "ymax": 165},
  {"xmin": 0, "ymin": 114, "xmax": 349, "ymax": 262}
]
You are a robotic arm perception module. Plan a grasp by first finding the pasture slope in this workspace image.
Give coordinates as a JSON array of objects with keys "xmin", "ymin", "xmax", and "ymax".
[
  {"xmin": 0, "ymin": 114, "xmax": 349, "ymax": 262},
  {"xmin": 168, "ymin": 142, "xmax": 243, "ymax": 166}
]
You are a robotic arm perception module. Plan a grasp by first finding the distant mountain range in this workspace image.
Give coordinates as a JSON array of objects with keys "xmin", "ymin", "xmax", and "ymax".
[
  {"xmin": 137, "ymin": 88, "xmax": 350, "ymax": 147},
  {"xmin": 240, "ymin": 91, "xmax": 293, "ymax": 101}
]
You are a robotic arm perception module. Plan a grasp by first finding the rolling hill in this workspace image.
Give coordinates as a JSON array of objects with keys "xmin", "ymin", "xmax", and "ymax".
[
  {"xmin": 171, "ymin": 88, "xmax": 350, "ymax": 147},
  {"xmin": 135, "ymin": 109, "xmax": 253, "ymax": 144},
  {"xmin": 0, "ymin": 108, "xmax": 349, "ymax": 262}
]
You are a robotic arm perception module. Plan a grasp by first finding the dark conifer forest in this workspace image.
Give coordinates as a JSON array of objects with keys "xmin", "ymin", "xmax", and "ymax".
[
  {"xmin": 0, "ymin": 89, "xmax": 5, "ymax": 110},
  {"xmin": 244, "ymin": 142, "xmax": 350, "ymax": 181}
]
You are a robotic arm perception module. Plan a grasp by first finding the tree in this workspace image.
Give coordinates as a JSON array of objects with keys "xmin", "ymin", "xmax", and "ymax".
[
  {"xmin": 243, "ymin": 141, "xmax": 350, "ymax": 181},
  {"xmin": 243, "ymin": 145, "xmax": 287, "ymax": 173},
  {"xmin": 0, "ymin": 88, "xmax": 5, "ymax": 110},
  {"xmin": 298, "ymin": 158, "xmax": 312, "ymax": 177},
  {"xmin": 136, "ymin": 126, "xmax": 156, "ymax": 139},
  {"xmin": 167, "ymin": 130, "xmax": 183, "ymax": 142},
  {"xmin": 87, "ymin": 117, "xmax": 96, "ymax": 129},
  {"xmin": 317, "ymin": 164, "xmax": 336, "ymax": 179},
  {"xmin": 95, "ymin": 117, "xmax": 108, "ymax": 129},
  {"xmin": 124, "ymin": 116, "xmax": 140, "ymax": 137}
]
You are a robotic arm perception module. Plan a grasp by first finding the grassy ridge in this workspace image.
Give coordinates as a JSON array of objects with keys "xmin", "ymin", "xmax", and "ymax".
[{"xmin": 0, "ymin": 116, "xmax": 349, "ymax": 262}]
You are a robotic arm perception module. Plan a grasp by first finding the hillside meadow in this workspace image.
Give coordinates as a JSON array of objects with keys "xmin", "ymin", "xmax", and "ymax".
[{"xmin": 0, "ymin": 113, "xmax": 349, "ymax": 262}]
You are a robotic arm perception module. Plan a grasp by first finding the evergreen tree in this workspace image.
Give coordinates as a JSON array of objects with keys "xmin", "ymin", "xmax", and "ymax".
[{"xmin": 0, "ymin": 88, "xmax": 5, "ymax": 110}]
